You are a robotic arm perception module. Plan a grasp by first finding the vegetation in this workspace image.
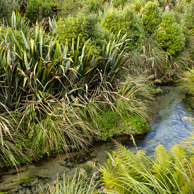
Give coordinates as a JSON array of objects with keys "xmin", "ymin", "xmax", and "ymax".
[
  {"xmin": 140, "ymin": 1, "xmax": 162, "ymax": 35},
  {"xmin": 49, "ymin": 172, "xmax": 96, "ymax": 194},
  {"xmin": 100, "ymin": 142, "xmax": 194, "ymax": 193},
  {"xmin": 155, "ymin": 12, "xmax": 185, "ymax": 56},
  {"xmin": 179, "ymin": 67, "xmax": 194, "ymax": 110},
  {"xmin": 0, "ymin": 1, "xmax": 194, "ymax": 193},
  {"xmin": 101, "ymin": 6, "xmax": 144, "ymax": 50}
]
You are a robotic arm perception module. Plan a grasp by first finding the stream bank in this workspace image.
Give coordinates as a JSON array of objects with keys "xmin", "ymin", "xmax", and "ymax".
[{"xmin": 1, "ymin": 86, "xmax": 194, "ymax": 193}]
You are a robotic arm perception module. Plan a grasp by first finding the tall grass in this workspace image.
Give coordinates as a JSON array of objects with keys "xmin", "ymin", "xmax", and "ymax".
[{"xmin": 48, "ymin": 172, "xmax": 96, "ymax": 194}]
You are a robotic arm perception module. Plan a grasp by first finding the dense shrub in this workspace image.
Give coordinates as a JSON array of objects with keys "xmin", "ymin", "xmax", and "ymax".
[
  {"xmin": 26, "ymin": 0, "xmax": 52, "ymax": 23},
  {"xmin": 113, "ymin": 0, "xmax": 128, "ymax": 7},
  {"xmin": 132, "ymin": 0, "xmax": 146, "ymax": 13},
  {"xmin": 83, "ymin": 0, "xmax": 104, "ymax": 14},
  {"xmin": 101, "ymin": 7, "xmax": 144, "ymax": 50},
  {"xmin": 155, "ymin": 12, "xmax": 185, "ymax": 56},
  {"xmin": 56, "ymin": 14, "xmax": 105, "ymax": 50},
  {"xmin": 61, "ymin": 0, "xmax": 84, "ymax": 17},
  {"xmin": 0, "ymin": 0, "xmax": 19, "ymax": 20},
  {"xmin": 179, "ymin": 68, "xmax": 194, "ymax": 110},
  {"xmin": 140, "ymin": 1, "xmax": 162, "ymax": 35},
  {"xmin": 183, "ymin": 1, "xmax": 194, "ymax": 33}
]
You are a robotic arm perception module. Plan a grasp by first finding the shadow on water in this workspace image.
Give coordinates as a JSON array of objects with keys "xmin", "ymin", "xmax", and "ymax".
[{"xmin": 123, "ymin": 86, "xmax": 194, "ymax": 154}]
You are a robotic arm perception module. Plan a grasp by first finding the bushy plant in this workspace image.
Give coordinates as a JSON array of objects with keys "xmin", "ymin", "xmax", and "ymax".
[
  {"xmin": 113, "ymin": 0, "xmax": 128, "ymax": 7},
  {"xmin": 132, "ymin": 0, "xmax": 146, "ymax": 13},
  {"xmin": 26, "ymin": 0, "xmax": 52, "ymax": 23},
  {"xmin": 0, "ymin": 0, "xmax": 19, "ymax": 20},
  {"xmin": 26, "ymin": 0, "xmax": 41, "ymax": 23},
  {"xmin": 101, "ymin": 7, "xmax": 144, "ymax": 50},
  {"xmin": 179, "ymin": 68, "xmax": 194, "ymax": 109},
  {"xmin": 61, "ymin": 0, "xmax": 84, "ymax": 17},
  {"xmin": 56, "ymin": 13, "xmax": 105, "ymax": 49},
  {"xmin": 183, "ymin": 0, "xmax": 194, "ymax": 33},
  {"xmin": 140, "ymin": 1, "xmax": 162, "ymax": 35},
  {"xmin": 83, "ymin": 0, "xmax": 104, "ymax": 14},
  {"xmin": 155, "ymin": 12, "xmax": 185, "ymax": 56}
]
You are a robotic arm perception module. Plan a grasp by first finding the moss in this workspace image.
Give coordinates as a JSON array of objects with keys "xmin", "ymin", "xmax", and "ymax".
[
  {"xmin": 94, "ymin": 109, "xmax": 150, "ymax": 141},
  {"xmin": 19, "ymin": 176, "xmax": 30, "ymax": 182},
  {"xmin": 81, "ymin": 164, "xmax": 93, "ymax": 175},
  {"xmin": 124, "ymin": 114, "xmax": 150, "ymax": 134}
]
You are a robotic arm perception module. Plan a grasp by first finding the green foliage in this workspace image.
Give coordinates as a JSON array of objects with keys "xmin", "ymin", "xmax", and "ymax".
[
  {"xmin": 140, "ymin": 1, "xmax": 162, "ymax": 35},
  {"xmin": 101, "ymin": 143, "xmax": 194, "ymax": 193},
  {"xmin": 61, "ymin": 0, "xmax": 84, "ymax": 17},
  {"xmin": 26, "ymin": 0, "xmax": 52, "ymax": 23},
  {"xmin": 30, "ymin": 100, "xmax": 97, "ymax": 155},
  {"xmin": 183, "ymin": 1, "xmax": 194, "ymax": 33},
  {"xmin": 125, "ymin": 114, "xmax": 150, "ymax": 134},
  {"xmin": 155, "ymin": 12, "xmax": 185, "ymax": 56},
  {"xmin": 113, "ymin": 0, "xmax": 128, "ymax": 7},
  {"xmin": 26, "ymin": 0, "xmax": 41, "ymax": 23},
  {"xmin": 116, "ymin": 75, "xmax": 154, "ymax": 120},
  {"xmin": 101, "ymin": 7, "xmax": 144, "ymax": 50},
  {"xmin": 83, "ymin": 0, "xmax": 104, "ymax": 14},
  {"xmin": 49, "ymin": 172, "xmax": 96, "ymax": 194},
  {"xmin": 132, "ymin": 0, "xmax": 146, "ymax": 13},
  {"xmin": 95, "ymin": 110, "xmax": 121, "ymax": 140},
  {"xmin": 56, "ymin": 13, "xmax": 105, "ymax": 50},
  {"xmin": 0, "ymin": 0, "xmax": 19, "ymax": 20},
  {"xmin": 179, "ymin": 68, "xmax": 194, "ymax": 109}
]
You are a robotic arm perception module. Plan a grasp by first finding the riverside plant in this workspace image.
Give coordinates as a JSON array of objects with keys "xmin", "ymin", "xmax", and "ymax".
[
  {"xmin": 0, "ymin": 12, "xmax": 155, "ymax": 168},
  {"xmin": 100, "ymin": 142, "xmax": 194, "ymax": 194},
  {"xmin": 48, "ymin": 172, "xmax": 97, "ymax": 194}
]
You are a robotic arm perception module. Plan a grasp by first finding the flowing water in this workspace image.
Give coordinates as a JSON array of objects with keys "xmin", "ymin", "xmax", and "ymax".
[
  {"xmin": 123, "ymin": 86, "xmax": 194, "ymax": 154},
  {"xmin": 0, "ymin": 86, "xmax": 194, "ymax": 193}
]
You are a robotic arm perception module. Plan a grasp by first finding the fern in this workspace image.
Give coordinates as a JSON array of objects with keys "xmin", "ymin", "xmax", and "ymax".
[{"xmin": 100, "ymin": 143, "xmax": 194, "ymax": 193}]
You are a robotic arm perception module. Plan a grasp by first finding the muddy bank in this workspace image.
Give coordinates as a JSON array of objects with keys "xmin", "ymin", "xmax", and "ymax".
[{"xmin": 0, "ymin": 135, "xmax": 133, "ymax": 194}]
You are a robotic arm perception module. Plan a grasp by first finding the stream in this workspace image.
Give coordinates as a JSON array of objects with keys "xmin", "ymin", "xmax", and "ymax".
[{"xmin": 0, "ymin": 86, "xmax": 194, "ymax": 193}]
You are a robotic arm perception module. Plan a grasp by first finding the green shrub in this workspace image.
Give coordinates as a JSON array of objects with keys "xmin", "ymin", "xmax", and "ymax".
[
  {"xmin": 140, "ymin": 1, "xmax": 162, "ymax": 35},
  {"xmin": 61, "ymin": 0, "xmax": 84, "ymax": 17},
  {"xmin": 0, "ymin": 0, "xmax": 19, "ymax": 20},
  {"xmin": 112, "ymin": 0, "xmax": 128, "ymax": 7},
  {"xmin": 83, "ymin": 0, "xmax": 104, "ymax": 14},
  {"xmin": 179, "ymin": 68, "xmax": 194, "ymax": 109},
  {"xmin": 26, "ymin": 0, "xmax": 52, "ymax": 23},
  {"xmin": 101, "ymin": 7, "xmax": 144, "ymax": 50},
  {"xmin": 155, "ymin": 12, "xmax": 185, "ymax": 56},
  {"xmin": 183, "ymin": 1, "xmax": 194, "ymax": 33},
  {"xmin": 132, "ymin": 0, "xmax": 146, "ymax": 13},
  {"xmin": 26, "ymin": 0, "xmax": 41, "ymax": 23},
  {"xmin": 56, "ymin": 14, "xmax": 105, "ymax": 49}
]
